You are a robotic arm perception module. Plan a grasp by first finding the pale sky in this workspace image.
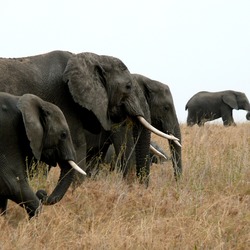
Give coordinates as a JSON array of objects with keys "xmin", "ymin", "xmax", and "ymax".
[{"xmin": 1, "ymin": 0, "xmax": 250, "ymax": 123}]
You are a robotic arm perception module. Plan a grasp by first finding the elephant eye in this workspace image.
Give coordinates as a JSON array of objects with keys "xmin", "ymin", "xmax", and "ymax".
[
  {"xmin": 164, "ymin": 106, "xmax": 169, "ymax": 111},
  {"xmin": 125, "ymin": 81, "xmax": 132, "ymax": 90},
  {"xmin": 60, "ymin": 131, "xmax": 67, "ymax": 140}
]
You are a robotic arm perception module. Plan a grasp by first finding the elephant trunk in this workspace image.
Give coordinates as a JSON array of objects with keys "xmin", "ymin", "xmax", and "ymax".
[
  {"xmin": 36, "ymin": 160, "xmax": 85, "ymax": 205},
  {"xmin": 134, "ymin": 124, "xmax": 151, "ymax": 186},
  {"xmin": 168, "ymin": 124, "xmax": 182, "ymax": 179}
]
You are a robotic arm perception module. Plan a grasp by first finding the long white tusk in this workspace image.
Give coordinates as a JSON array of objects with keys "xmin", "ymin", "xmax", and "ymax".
[
  {"xmin": 150, "ymin": 145, "xmax": 168, "ymax": 160},
  {"xmin": 68, "ymin": 160, "xmax": 87, "ymax": 175},
  {"xmin": 137, "ymin": 116, "xmax": 182, "ymax": 147},
  {"xmin": 173, "ymin": 140, "xmax": 182, "ymax": 147}
]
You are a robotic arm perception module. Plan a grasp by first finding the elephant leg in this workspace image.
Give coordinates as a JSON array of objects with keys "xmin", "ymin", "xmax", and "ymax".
[
  {"xmin": 197, "ymin": 120, "xmax": 205, "ymax": 126},
  {"xmin": 186, "ymin": 115, "xmax": 194, "ymax": 126},
  {"xmin": 187, "ymin": 121, "xmax": 195, "ymax": 126},
  {"xmin": 86, "ymin": 141, "xmax": 112, "ymax": 177},
  {"xmin": 95, "ymin": 135, "xmax": 113, "ymax": 174},
  {"xmin": 111, "ymin": 121, "xmax": 135, "ymax": 177},
  {"xmin": 187, "ymin": 110, "xmax": 198, "ymax": 126},
  {"xmin": 133, "ymin": 125, "xmax": 151, "ymax": 186},
  {"xmin": 0, "ymin": 198, "xmax": 8, "ymax": 215},
  {"xmin": 222, "ymin": 110, "xmax": 235, "ymax": 126},
  {"xmin": 84, "ymin": 130, "xmax": 113, "ymax": 177},
  {"xmin": 11, "ymin": 181, "xmax": 41, "ymax": 219}
]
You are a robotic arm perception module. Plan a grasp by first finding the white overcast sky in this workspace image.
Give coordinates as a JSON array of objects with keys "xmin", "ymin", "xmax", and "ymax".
[{"xmin": 1, "ymin": 0, "xmax": 250, "ymax": 123}]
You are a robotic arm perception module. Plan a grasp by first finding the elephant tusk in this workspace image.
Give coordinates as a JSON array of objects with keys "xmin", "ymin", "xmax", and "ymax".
[
  {"xmin": 150, "ymin": 145, "xmax": 168, "ymax": 160},
  {"xmin": 173, "ymin": 140, "xmax": 182, "ymax": 147},
  {"xmin": 137, "ymin": 116, "xmax": 182, "ymax": 147},
  {"xmin": 68, "ymin": 160, "xmax": 87, "ymax": 175}
]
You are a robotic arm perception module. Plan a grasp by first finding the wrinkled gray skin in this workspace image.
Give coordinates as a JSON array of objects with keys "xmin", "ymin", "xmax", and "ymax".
[
  {"xmin": 0, "ymin": 51, "xmax": 151, "ymax": 185},
  {"xmin": 0, "ymin": 93, "xmax": 77, "ymax": 218},
  {"xmin": 89, "ymin": 74, "xmax": 182, "ymax": 180},
  {"xmin": 185, "ymin": 90, "xmax": 250, "ymax": 126},
  {"xmin": 246, "ymin": 111, "xmax": 250, "ymax": 120}
]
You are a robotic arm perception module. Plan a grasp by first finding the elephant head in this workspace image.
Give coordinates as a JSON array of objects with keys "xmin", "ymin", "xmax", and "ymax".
[
  {"xmin": 222, "ymin": 91, "xmax": 250, "ymax": 111},
  {"xmin": 17, "ymin": 94, "xmax": 85, "ymax": 207},
  {"xmin": 63, "ymin": 52, "xmax": 134, "ymax": 131},
  {"xmin": 132, "ymin": 74, "xmax": 182, "ymax": 178}
]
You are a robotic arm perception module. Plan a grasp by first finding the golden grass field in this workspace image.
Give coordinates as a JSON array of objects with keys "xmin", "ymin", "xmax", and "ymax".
[{"xmin": 0, "ymin": 123, "xmax": 249, "ymax": 249}]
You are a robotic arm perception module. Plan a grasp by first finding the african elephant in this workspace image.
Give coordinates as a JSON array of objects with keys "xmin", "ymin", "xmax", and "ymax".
[
  {"xmin": 131, "ymin": 74, "xmax": 182, "ymax": 178},
  {"xmin": 93, "ymin": 74, "xmax": 182, "ymax": 180},
  {"xmin": 0, "ymin": 93, "xmax": 85, "ymax": 218},
  {"xmin": 0, "ymin": 51, "xmax": 177, "ymax": 186},
  {"xmin": 185, "ymin": 90, "xmax": 250, "ymax": 126}
]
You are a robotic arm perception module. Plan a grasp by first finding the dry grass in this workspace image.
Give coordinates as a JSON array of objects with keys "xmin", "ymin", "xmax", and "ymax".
[{"xmin": 1, "ymin": 123, "xmax": 250, "ymax": 249}]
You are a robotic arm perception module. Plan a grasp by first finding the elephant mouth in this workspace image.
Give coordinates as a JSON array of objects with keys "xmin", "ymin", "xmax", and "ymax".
[
  {"xmin": 108, "ymin": 104, "xmax": 128, "ymax": 123},
  {"xmin": 40, "ymin": 148, "xmax": 61, "ymax": 167},
  {"xmin": 41, "ymin": 151, "xmax": 85, "ymax": 176},
  {"xmin": 109, "ymin": 96, "xmax": 126, "ymax": 109},
  {"xmin": 41, "ymin": 154, "xmax": 57, "ymax": 167}
]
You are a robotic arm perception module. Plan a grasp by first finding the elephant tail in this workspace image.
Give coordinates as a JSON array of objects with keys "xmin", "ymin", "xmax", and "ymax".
[{"xmin": 185, "ymin": 99, "xmax": 191, "ymax": 110}]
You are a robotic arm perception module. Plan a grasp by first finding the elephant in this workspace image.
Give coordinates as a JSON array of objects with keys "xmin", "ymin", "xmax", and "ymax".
[
  {"xmin": 0, "ymin": 51, "xmax": 178, "ymax": 186},
  {"xmin": 0, "ymin": 92, "xmax": 85, "ymax": 218},
  {"xmin": 89, "ymin": 74, "xmax": 182, "ymax": 180},
  {"xmin": 246, "ymin": 111, "xmax": 250, "ymax": 120},
  {"xmin": 130, "ymin": 74, "xmax": 182, "ymax": 178},
  {"xmin": 185, "ymin": 90, "xmax": 250, "ymax": 126}
]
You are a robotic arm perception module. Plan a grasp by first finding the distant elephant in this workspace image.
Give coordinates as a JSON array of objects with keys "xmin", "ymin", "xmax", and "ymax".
[
  {"xmin": 93, "ymin": 74, "xmax": 182, "ymax": 180},
  {"xmin": 246, "ymin": 111, "xmax": 250, "ymax": 120},
  {"xmin": 185, "ymin": 90, "xmax": 250, "ymax": 126},
  {"xmin": 0, "ymin": 51, "xmax": 178, "ymax": 186},
  {"xmin": 0, "ymin": 93, "xmax": 85, "ymax": 218}
]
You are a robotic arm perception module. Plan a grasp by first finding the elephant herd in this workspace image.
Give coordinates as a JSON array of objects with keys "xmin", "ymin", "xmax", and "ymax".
[
  {"xmin": 0, "ymin": 50, "xmax": 181, "ymax": 218},
  {"xmin": 0, "ymin": 50, "xmax": 249, "ymax": 219}
]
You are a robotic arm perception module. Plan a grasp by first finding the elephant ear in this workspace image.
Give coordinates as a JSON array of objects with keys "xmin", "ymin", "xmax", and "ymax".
[
  {"xmin": 17, "ymin": 94, "xmax": 45, "ymax": 160},
  {"xmin": 222, "ymin": 94, "xmax": 239, "ymax": 109},
  {"xmin": 63, "ymin": 52, "xmax": 111, "ymax": 130}
]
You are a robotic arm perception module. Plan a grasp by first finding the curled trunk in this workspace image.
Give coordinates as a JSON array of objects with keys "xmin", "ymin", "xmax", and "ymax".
[{"xmin": 36, "ymin": 161, "xmax": 77, "ymax": 205}]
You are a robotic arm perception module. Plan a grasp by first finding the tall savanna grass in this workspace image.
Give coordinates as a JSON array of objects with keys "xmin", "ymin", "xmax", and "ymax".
[{"xmin": 0, "ymin": 123, "xmax": 249, "ymax": 249}]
